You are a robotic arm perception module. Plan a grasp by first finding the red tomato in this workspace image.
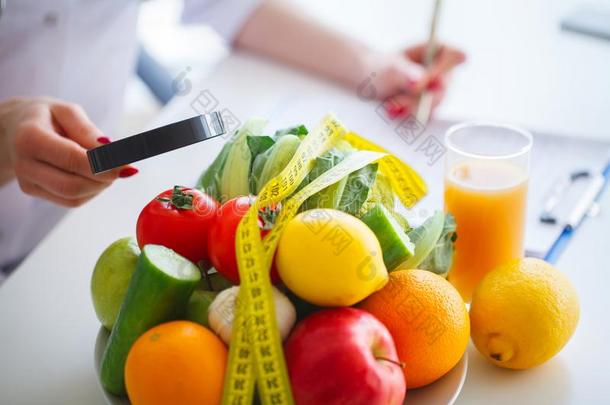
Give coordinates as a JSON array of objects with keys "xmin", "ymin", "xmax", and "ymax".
[
  {"xmin": 207, "ymin": 196, "xmax": 280, "ymax": 285},
  {"xmin": 136, "ymin": 186, "xmax": 219, "ymax": 264}
]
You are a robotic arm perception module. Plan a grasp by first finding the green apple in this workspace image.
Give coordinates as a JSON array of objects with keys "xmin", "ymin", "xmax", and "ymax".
[
  {"xmin": 185, "ymin": 290, "xmax": 218, "ymax": 328},
  {"xmin": 91, "ymin": 237, "xmax": 140, "ymax": 330}
]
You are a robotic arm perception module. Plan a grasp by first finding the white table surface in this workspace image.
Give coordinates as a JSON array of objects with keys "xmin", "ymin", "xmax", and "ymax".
[{"xmin": 1, "ymin": 0, "xmax": 610, "ymax": 404}]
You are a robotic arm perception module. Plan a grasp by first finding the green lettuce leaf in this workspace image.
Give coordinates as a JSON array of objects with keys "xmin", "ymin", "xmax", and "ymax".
[
  {"xmin": 275, "ymin": 124, "xmax": 308, "ymax": 138},
  {"xmin": 246, "ymin": 135, "xmax": 275, "ymax": 161},
  {"xmin": 255, "ymin": 134, "xmax": 302, "ymax": 193},
  {"xmin": 299, "ymin": 149, "xmax": 347, "ymax": 210},
  {"xmin": 196, "ymin": 141, "xmax": 232, "ymax": 200},
  {"xmin": 247, "ymin": 135, "xmax": 275, "ymax": 194},
  {"xmin": 219, "ymin": 118, "xmax": 267, "ymax": 201},
  {"xmin": 402, "ymin": 211, "xmax": 445, "ymax": 270},
  {"xmin": 337, "ymin": 163, "xmax": 379, "ymax": 215},
  {"xmin": 417, "ymin": 213, "xmax": 457, "ymax": 277}
]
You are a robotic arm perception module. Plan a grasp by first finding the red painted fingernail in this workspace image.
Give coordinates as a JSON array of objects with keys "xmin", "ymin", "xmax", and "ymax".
[
  {"xmin": 385, "ymin": 101, "xmax": 408, "ymax": 119},
  {"xmin": 406, "ymin": 78, "xmax": 418, "ymax": 90},
  {"xmin": 119, "ymin": 167, "xmax": 139, "ymax": 178},
  {"xmin": 392, "ymin": 106, "xmax": 411, "ymax": 119},
  {"xmin": 97, "ymin": 136, "xmax": 111, "ymax": 145},
  {"xmin": 427, "ymin": 77, "xmax": 442, "ymax": 91},
  {"xmin": 388, "ymin": 107, "xmax": 405, "ymax": 119},
  {"xmin": 385, "ymin": 101, "xmax": 403, "ymax": 113}
]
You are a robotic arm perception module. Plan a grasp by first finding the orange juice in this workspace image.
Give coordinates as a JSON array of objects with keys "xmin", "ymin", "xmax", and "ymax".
[{"xmin": 445, "ymin": 160, "xmax": 528, "ymax": 301}]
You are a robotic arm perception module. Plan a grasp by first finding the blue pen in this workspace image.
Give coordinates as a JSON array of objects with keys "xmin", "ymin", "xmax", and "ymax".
[{"xmin": 544, "ymin": 159, "xmax": 610, "ymax": 264}]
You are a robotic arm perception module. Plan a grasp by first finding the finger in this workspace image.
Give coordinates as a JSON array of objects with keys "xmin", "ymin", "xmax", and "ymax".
[
  {"xmin": 395, "ymin": 64, "xmax": 425, "ymax": 96},
  {"xmin": 425, "ymin": 73, "xmax": 446, "ymax": 93},
  {"xmin": 405, "ymin": 44, "xmax": 465, "ymax": 91},
  {"xmin": 406, "ymin": 44, "xmax": 465, "ymax": 66},
  {"xmin": 15, "ymin": 122, "xmax": 121, "ymax": 183},
  {"xmin": 15, "ymin": 159, "xmax": 110, "ymax": 200},
  {"xmin": 423, "ymin": 70, "xmax": 450, "ymax": 108},
  {"xmin": 383, "ymin": 94, "xmax": 417, "ymax": 119},
  {"xmin": 49, "ymin": 103, "xmax": 139, "ymax": 177},
  {"xmin": 17, "ymin": 179, "xmax": 91, "ymax": 208},
  {"xmin": 404, "ymin": 45, "xmax": 426, "ymax": 64},
  {"xmin": 425, "ymin": 46, "xmax": 466, "ymax": 82},
  {"xmin": 50, "ymin": 102, "xmax": 105, "ymax": 149}
]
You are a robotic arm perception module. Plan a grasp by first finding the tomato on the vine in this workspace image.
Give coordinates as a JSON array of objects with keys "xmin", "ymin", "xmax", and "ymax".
[
  {"xmin": 207, "ymin": 196, "xmax": 280, "ymax": 285},
  {"xmin": 136, "ymin": 186, "xmax": 219, "ymax": 264}
]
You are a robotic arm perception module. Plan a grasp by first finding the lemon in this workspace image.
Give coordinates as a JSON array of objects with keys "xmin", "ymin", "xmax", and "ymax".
[
  {"xmin": 470, "ymin": 258, "xmax": 579, "ymax": 369},
  {"xmin": 277, "ymin": 209, "xmax": 388, "ymax": 306}
]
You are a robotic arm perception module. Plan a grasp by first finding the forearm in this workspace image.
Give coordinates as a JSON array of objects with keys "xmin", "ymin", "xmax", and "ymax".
[{"xmin": 234, "ymin": 0, "xmax": 373, "ymax": 89}]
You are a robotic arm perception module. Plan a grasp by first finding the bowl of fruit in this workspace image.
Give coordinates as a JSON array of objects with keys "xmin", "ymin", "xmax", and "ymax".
[{"xmin": 91, "ymin": 115, "xmax": 578, "ymax": 404}]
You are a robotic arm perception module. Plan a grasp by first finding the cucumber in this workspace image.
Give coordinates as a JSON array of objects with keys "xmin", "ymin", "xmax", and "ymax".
[
  {"xmin": 185, "ymin": 290, "xmax": 218, "ymax": 328},
  {"xmin": 360, "ymin": 204, "xmax": 415, "ymax": 270},
  {"xmin": 100, "ymin": 244, "xmax": 201, "ymax": 396}
]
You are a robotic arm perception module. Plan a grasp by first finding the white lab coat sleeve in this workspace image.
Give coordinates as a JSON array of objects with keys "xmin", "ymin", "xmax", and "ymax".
[
  {"xmin": 0, "ymin": 180, "xmax": 68, "ymax": 268},
  {"xmin": 182, "ymin": 0, "xmax": 263, "ymax": 43}
]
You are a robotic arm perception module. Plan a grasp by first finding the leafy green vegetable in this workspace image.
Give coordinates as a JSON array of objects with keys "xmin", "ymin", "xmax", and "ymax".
[
  {"xmin": 247, "ymin": 135, "xmax": 276, "ymax": 193},
  {"xmin": 255, "ymin": 134, "xmax": 301, "ymax": 193},
  {"xmin": 196, "ymin": 141, "xmax": 232, "ymax": 200},
  {"xmin": 334, "ymin": 139, "xmax": 356, "ymax": 154},
  {"xmin": 417, "ymin": 213, "xmax": 457, "ymax": 277},
  {"xmin": 246, "ymin": 135, "xmax": 275, "ymax": 161},
  {"xmin": 220, "ymin": 118, "xmax": 267, "ymax": 201},
  {"xmin": 337, "ymin": 163, "xmax": 379, "ymax": 215},
  {"xmin": 299, "ymin": 149, "xmax": 347, "ymax": 210},
  {"xmin": 250, "ymin": 151, "xmax": 268, "ymax": 194},
  {"xmin": 401, "ymin": 211, "xmax": 445, "ymax": 270},
  {"xmin": 358, "ymin": 169, "xmax": 412, "ymax": 235},
  {"xmin": 275, "ymin": 124, "xmax": 308, "ymax": 138}
]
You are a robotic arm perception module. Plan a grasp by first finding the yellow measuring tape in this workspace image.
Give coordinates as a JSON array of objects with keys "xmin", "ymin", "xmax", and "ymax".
[
  {"xmin": 345, "ymin": 131, "xmax": 427, "ymax": 208},
  {"xmin": 223, "ymin": 114, "xmax": 426, "ymax": 405}
]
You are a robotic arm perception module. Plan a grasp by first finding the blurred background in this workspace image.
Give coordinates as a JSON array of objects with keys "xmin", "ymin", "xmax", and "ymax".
[{"xmin": 123, "ymin": 0, "xmax": 610, "ymax": 141}]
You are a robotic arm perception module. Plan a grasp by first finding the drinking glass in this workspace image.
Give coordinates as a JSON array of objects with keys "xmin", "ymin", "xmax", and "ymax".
[{"xmin": 444, "ymin": 122, "xmax": 532, "ymax": 302}]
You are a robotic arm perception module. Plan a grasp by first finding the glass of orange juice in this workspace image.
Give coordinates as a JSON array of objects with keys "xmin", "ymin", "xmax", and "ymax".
[{"xmin": 444, "ymin": 122, "xmax": 532, "ymax": 302}]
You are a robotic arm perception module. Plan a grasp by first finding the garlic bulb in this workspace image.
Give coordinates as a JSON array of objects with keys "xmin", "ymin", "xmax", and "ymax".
[{"xmin": 208, "ymin": 285, "xmax": 296, "ymax": 345}]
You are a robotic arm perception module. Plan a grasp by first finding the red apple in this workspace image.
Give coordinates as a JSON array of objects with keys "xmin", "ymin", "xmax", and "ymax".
[{"xmin": 284, "ymin": 308, "xmax": 406, "ymax": 405}]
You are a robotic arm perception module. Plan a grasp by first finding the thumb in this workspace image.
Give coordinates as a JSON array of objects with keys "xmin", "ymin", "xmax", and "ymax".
[
  {"xmin": 49, "ymin": 101, "xmax": 138, "ymax": 180},
  {"xmin": 50, "ymin": 102, "xmax": 106, "ymax": 149},
  {"xmin": 393, "ymin": 59, "xmax": 426, "ymax": 96}
]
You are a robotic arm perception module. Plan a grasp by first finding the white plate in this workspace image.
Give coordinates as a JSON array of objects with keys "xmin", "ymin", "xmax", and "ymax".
[{"xmin": 95, "ymin": 327, "xmax": 467, "ymax": 405}]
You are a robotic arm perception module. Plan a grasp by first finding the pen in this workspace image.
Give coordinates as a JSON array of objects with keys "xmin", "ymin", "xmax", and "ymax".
[
  {"xmin": 415, "ymin": 0, "xmax": 443, "ymax": 126},
  {"xmin": 544, "ymin": 157, "xmax": 610, "ymax": 263}
]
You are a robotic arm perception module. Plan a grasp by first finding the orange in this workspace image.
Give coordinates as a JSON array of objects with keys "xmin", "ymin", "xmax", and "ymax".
[
  {"xmin": 359, "ymin": 269, "xmax": 469, "ymax": 388},
  {"xmin": 125, "ymin": 320, "xmax": 227, "ymax": 405}
]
